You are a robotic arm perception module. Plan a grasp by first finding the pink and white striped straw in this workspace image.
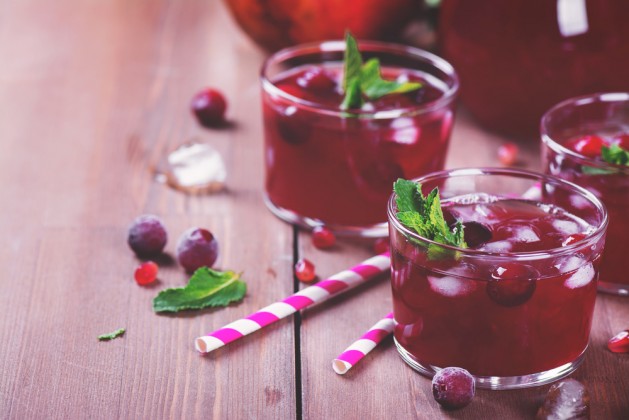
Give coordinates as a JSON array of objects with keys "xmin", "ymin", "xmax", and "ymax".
[
  {"xmin": 195, "ymin": 253, "xmax": 391, "ymax": 354},
  {"xmin": 333, "ymin": 312, "xmax": 395, "ymax": 375}
]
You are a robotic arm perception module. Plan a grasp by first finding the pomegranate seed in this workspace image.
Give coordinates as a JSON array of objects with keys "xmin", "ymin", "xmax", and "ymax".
[
  {"xmin": 562, "ymin": 233, "xmax": 586, "ymax": 247},
  {"xmin": 296, "ymin": 67, "xmax": 336, "ymax": 92},
  {"xmin": 134, "ymin": 261, "xmax": 158, "ymax": 285},
  {"xmin": 486, "ymin": 263, "xmax": 537, "ymax": 307},
  {"xmin": 312, "ymin": 226, "xmax": 336, "ymax": 249},
  {"xmin": 572, "ymin": 135, "xmax": 604, "ymax": 158},
  {"xmin": 608, "ymin": 330, "xmax": 629, "ymax": 353},
  {"xmin": 191, "ymin": 88, "xmax": 227, "ymax": 127},
  {"xmin": 373, "ymin": 238, "xmax": 390, "ymax": 254},
  {"xmin": 497, "ymin": 142, "xmax": 519, "ymax": 166},
  {"xmin": 295, "ymin": 258, "xmax": 316, "ymax": 283}
]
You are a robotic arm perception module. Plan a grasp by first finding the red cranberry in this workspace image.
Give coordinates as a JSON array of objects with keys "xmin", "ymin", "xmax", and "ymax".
[
  {"xmin": 134, "ymin": 261, "xmax": 158, "ymax": 285},
  {"xmin": 295, "ymin": 258, "xmax": 316, "ymax": 283},
  {"xmin": 312, "ymin": 226, "xmax": 336, "ymax": 249},
  {"xmin": 127, "ymin": 214, "xmax": 168, "ymax": 258},
  {"xmin": 571, "ymin": 135, "xmax": 604, "ymax": 158},
  {"xmin": 191, "ymin": 88, "xmax": 227, "ymax": 127},
  {"xmin": 497, "ymin": 142, "xmax": 519, "ymax": 166},
  {"xmin": 461, "ymin": 222, "xmax": 492, "ymax": 248},
  {"xmin": 373, "ymin": 238, "xmax": 390, "ymax": 255},
  {"xmin": 176, "ymin": 228, "xmax": 219, "ymax": 273},
  {"xmin": 431, "ymin": 367, "xmax": 475, "ymax": 409},
  {"xmin": 296, "ymin": 67, "xmax": 336, "ymax": 92},
  {"xmin": 486, "ymin": 263, "xmax": 538, "ymax": 307}
]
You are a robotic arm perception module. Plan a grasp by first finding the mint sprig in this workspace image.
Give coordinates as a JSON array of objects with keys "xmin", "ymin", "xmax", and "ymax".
[
  {"xmin": 98, "ymin": 328, "xmax": 126, "ymax": 341},
  {"xmin": 153, "ymin": 267, "xmax": 246, "ymax": 313},
  {"xmin": 394, "ymin": 179, "xmax": 466, "ymax": 251},
  {"xmin": 601, "ymin": 144, "xmax": 629, "ymax": 166},
  {"xmin": 341, "ymin": 32, "xmax": 422, "ymax": 110}
]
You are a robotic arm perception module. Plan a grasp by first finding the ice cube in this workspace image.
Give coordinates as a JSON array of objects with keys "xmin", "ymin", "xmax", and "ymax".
[
  {"xmin": 511, "ymin": 226, "xmax": 541, "ymax": 243},
  {"xmin": 536, "ymin": 378, "xmax": 590, "ymax": 419},
  {"xmin": 564, "ymin": 262, "xmax": 595, "ymax": 289},
  {"xmin": 428, "ymin": 274, "xmax": 477, "ymax": 297},
  {"xmin": 480, "ymin": 240, "xmax": 513, "ymax": 253},
  {"xmin": 569, "ymin": 194, "xmax": 590, "ymax": 210},
  {"xmin": 552, "ymin": 219, "xmax": 580, "ymax": 235},
  {"xmin": 388, "ymin": 118, "xmax": 420, "ymax": 145}
]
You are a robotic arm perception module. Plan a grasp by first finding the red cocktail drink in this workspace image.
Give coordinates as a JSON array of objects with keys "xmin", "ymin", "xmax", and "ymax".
[
  {"xmin": 388, "ymin": 169, "xmax": 607, "ymax": 389},
  {"xmin": 542, "ymin": 93, "xmax": 629, "ymax": 295},
  {"xmin": 261, "ymin": 41, "xmax": 458, "ymax": 236}
]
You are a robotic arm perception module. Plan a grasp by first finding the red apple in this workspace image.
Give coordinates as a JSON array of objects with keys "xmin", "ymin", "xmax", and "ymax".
[{"xmin": 223, "ymin": 0, "xmax": 422, "ymax": 51}]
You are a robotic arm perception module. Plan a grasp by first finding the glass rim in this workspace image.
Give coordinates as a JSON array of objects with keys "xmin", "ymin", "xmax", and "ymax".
[
  {"xmin": 260, "ymin": 39, "xmax": 459, "ymax": 119},
  {"xmin": 387, "ymin": 167, "xmax": 609, "ymax": 261},
  {"xmin": 540, "ymin": 91, "xmax": 629, "ymax": 174}
]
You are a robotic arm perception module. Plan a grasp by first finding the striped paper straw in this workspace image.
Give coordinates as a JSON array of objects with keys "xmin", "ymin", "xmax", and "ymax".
[
  {"xmin": 195, "ymin": 253, "xmax": 391, "ymax": 354},
  {"xmin": 333, "ymin": 312, "xmax": 395, "ymax": 375}
]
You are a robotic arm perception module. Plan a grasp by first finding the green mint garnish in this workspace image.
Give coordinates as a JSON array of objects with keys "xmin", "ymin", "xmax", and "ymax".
[
  {"xmin": 601, "ymin": 144, "xmax": 629, "ymax": 166},
  {"xmin": 153, "ymin": 267, "xmax": 246, "ymax": 313},
  {"xmin": 341, "ymin": 32, "xmax": 422, "ymax": 110},
  {"xmin": 394, "ymin": 179, "xmax": 466, "ymax": 250},
  {"xmin": 98, "ymin": 328, "xmax": 126, "ymax": 341}
]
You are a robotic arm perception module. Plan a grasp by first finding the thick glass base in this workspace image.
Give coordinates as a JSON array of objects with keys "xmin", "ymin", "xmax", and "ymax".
[
  {"xmin": 263, "ymin": 195, "xmax": 388, "ymax": 238},
  {"xmin": 394, "ymin": 338, "xmax": 586, "ymax": 390},
  {"xmin": 598, "ymin": 281, "xmax": 629, "ymax": 296}
]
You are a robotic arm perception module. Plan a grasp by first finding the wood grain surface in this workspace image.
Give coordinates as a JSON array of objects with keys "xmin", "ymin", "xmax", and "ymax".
[{"xmin": 0, "ymin": 1, "xmax": 627, "ymax": 419}]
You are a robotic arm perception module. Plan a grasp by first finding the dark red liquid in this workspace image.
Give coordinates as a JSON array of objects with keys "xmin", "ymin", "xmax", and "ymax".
[
  {"xmin": 440, "ymin": 0, "xmax": 629, "ymax": 135},
  {"xmin": 545, "ymin": 134, "xmax": 629, "ymax": 289},
  {"xmin": 262, "ymin": 65, "xmax": 454, "ymax": 227},
  {"xmin": 390, "ymin": 197, "xmax": 601, "ymax": 377}
]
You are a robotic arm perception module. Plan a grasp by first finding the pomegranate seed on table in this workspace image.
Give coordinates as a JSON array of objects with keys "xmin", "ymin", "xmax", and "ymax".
[
  {"xmin": 312, "ymin": 226, "xmax": 336, "ymax": 249},
  {"xmin": 572, "ymin": 135, "xmax": 604, "ymax": 158},
  {"xmin": 191, "ymin": 88, "xmax": 227, "ymax": 127},
  {"xmin": 134, "ymin": 261, "xmax": 159, "ymax": 285},
  {"xmin": 497, "ymin": 142, "xmax": 519, "ymax": 166},
  {"xmin": 295, "ymin": 258, "xmax": 316, "ymax": 283},
  {"xmin": 608, "ymin": 329, "xmax": 629, "ymax": 353},
  {"xmin": 373, "ymin": 237, "xmax": 390, "ymax": 255}
]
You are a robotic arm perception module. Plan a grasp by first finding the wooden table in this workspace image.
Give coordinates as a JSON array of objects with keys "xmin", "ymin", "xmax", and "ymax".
[{"xmin": 1, "ymin": 1, "xmax": 627, "ymax": 418}]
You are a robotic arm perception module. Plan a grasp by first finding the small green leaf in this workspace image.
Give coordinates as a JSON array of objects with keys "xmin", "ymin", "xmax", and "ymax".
[
  {"xmin": 343, "ymin": 32, "xmax": 363, "ymax": 92},
  {"xmin": 98, "ymin": 328, "xmax": 125, "ymax": 341},
  {"xmin": 601, "ymin": 144, "xmax": 629, "ymax": 166},
  {"xmin": 340, "ymin": 78, "xmax": 363, "ymax": 110},
  {"xmin": 153, "ymin": 268, "xmax": 246, "ymax": 313},
  {"xmin": 581, "ymin": 165, "xmax": 615, "ymax": 175}
]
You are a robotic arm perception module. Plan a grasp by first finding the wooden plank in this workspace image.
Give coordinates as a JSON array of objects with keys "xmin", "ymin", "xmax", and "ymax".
[{"xmin": 0, "ymin": 0, "xmax": 296, "ymax": 418}]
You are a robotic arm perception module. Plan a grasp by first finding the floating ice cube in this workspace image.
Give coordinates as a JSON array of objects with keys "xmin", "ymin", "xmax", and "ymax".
[
  {"xmin": 388, "ymin": 118, "xmax": 419, "ymax": 145},
  {"xmin": 560, "ymin": 256, "xmax": 584, "ymax": 273},
  {"xmin": 552, "ymin": 219, "xmax": 580, "ymax": 235},
  {"xmin": 569, "ymin": 194, "xmax": 590, "ymax": 210},
  {"xmin": 510, "ymin": 226, "xmax": 541, "ymax": 243},
  {"xmin": 480, "ymin": 240, "xmax": 513, "ymax": 253},
  {"xmin": 564, "ymin": 262, "xmax": 595, "ymax": 289},
  {"xmin": 428, "ymin": 274, "xmax": 477, "ymax": 297}
]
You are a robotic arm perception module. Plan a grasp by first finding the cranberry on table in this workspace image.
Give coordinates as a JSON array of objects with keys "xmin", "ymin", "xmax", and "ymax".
[
  {"xmin": 312, "ymin": 226, "xmax": 336, "ymax": 249},
  {"xmin": 431, "ymin": 367, "xmax": 475, "ymax": 410},
  {"xmin": 134, "ymin": 261, "xmax": 158, "ymax": 285},
  {"xmin": 486, "ymin": 262, "xmax": 538, "ymax": 307},
  {"xmin": 497, "ymin": 142, "xmax": 519, "ymax": 166},
  {"xmin": 191, "ymin": 88, "xmax": 227, "ymax": 127},
  {"xmin": 295, "ymin": 258, "xmax": 316, "ymax": 283},
  {"xmin": 127, "ymin": 214, "xmax": 168, "ymax": 257},
  {"xmin": 176, "ymin": 228, "xmax": 219, "ymax": 273}
]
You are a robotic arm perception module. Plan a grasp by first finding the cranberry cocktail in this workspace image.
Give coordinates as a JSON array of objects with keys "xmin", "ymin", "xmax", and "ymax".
[
  {"xmin": 542, "ymin": 93, "xmax": 629, "ymax": 295},
  {"xmin": 388, "ymin": 169, "xmax": 607, "ymax": 389},
  {"xmin": 261, "ymin": 39, "xmax": 458, "ymax": 236}
]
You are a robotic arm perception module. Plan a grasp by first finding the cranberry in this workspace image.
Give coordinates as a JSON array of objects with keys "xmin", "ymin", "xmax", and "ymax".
[
  {"xmin": 312, "ymin": 226, "xmax": 336, "ymax": 249},
  {"xmin": 608, "ymin": 330, "xmax": 629, "ymax": 353},
  {"xmin": 296, "ymin": 67, "xmax": 336, "ymax": 92},
  {"xmin": 176, "ymin": 228, "xmax": 219, "ymax": 273},
  {"xmin": 571, "ymin": 135, "xmax": 604, "ymax": 158},
  {"xmin": 431, "ymin": 367, "xmax": 475, "ymax": 409},
  {"xmin": 461, "ymin": 222, "xmax": 492, "ymax": 248},
  {"xmin": 497, "ymin": 142, "xmax": 519, "ymax": 166},
  {"xmin": 134, "ymin": 261, "xmax": 158, "ymax": 285},
  {"xmin": 373, "ymin": 238, "xmax": 390, "ymax": 255},
  {"xmin": 191, "ymin": 88, "xmax": 227, "ymax": 127},
  {"xmin": 127, "ymin": 215, "xmax": 168, "ymax": 257},
  {"xmin": 486, "ymin": 263, "xmax": 538, "ymax": 307},
  {"xmin": 295, "ymin": 258, "xmax": 316, "ymax": 283},
  {"xmin": 562, "ymin": 233, "xmax": 586, "ymax": 247}
]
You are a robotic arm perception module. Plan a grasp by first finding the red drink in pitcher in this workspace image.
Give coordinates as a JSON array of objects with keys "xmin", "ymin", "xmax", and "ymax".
[
  {"xmin": 388, "ymin": 169, "xmax": 607, "ymax": 389},
  {"xmin": 261, "ymin": 40, "xmax": 458, "ymax": 236}
]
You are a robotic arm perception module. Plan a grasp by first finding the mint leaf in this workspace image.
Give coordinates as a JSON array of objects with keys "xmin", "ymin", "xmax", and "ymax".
[
  {"xmin": 601, "ymin": 144, "xmax": 629, "ymax": 166},
  {"xmin": 341, "ymin": 33, "xmax": 422, "ymax": 110},
  {"xmin": 153, "ymin": 267, "xmax": 246, "ymax": 313},
  {"xmin": 393, "ymin": 178, "xmax": 466, "ymax": 249},
  {"xmin": 98, "ymin": 328, "xmax": 125, "ymax": 341},
  {"xmin": 582, "ymin": 165, "xmax": 615, "ymax": 175}
]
